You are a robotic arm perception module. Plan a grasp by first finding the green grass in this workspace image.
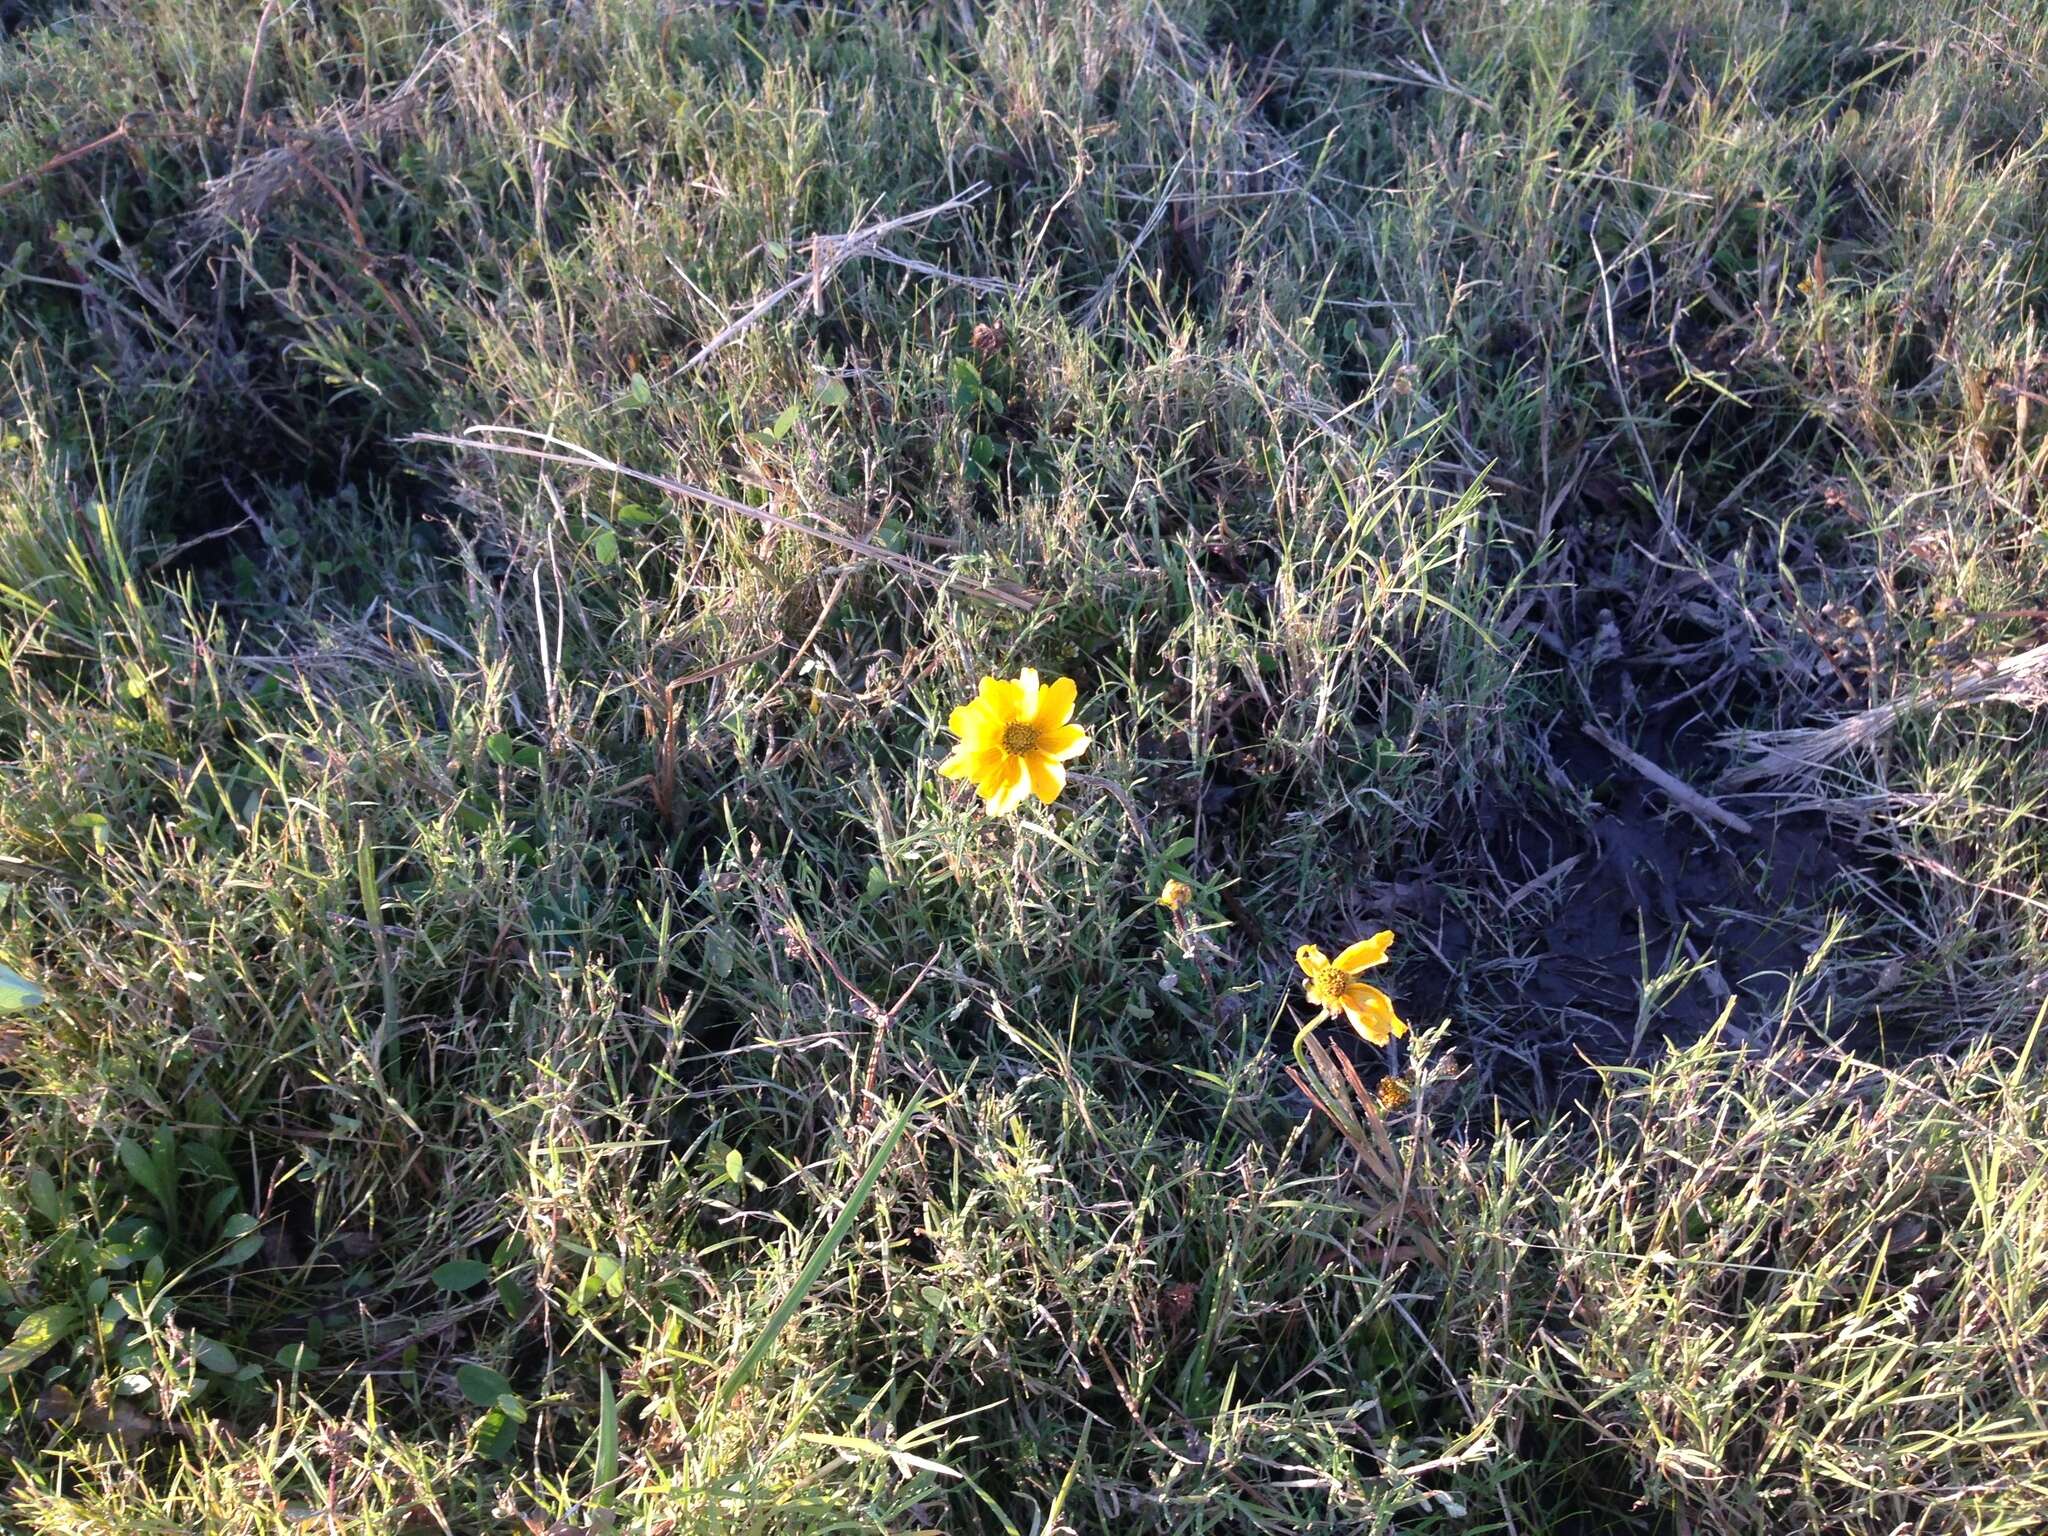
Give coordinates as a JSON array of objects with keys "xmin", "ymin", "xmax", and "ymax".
[{"xmin": 1, "ymin": 0, "xmax": 2045, "ymax": 1530}]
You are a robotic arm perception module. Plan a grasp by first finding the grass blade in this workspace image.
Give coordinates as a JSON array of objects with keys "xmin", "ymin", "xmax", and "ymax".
[
  {"xmin": 594, "ymin": 1367, "xmax": 618, "ymax": 1510},
  {"xmin": 713, "ymin": 1096, "xmax": 921, "ymax": 1409}
]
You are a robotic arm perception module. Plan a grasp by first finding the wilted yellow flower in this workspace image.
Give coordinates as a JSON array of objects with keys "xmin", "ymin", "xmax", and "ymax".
[
  {"xmin": 938, "ymin": 668, "xmax": 1089, "ymax": 816},
  {"xmin": 1158, "ymin": 879, "xmax": 1194, "ymax": 911},
  {"xmin": 1295, "ymin": 931, "xmax": 1406, "ymax": 1046},
  {"xmin": 1375, "ymin": 1076, "xmax": 1413, "ymax": 1111}
]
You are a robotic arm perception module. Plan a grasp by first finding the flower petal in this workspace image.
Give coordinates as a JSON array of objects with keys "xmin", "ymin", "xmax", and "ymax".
[
  {"xmin": 1038, "ymin": 723, "xmax": 1089, "ymax": 761},
  {"xmin": 973, "ymin": 750, "xmax": 1013, "ymax": 796},
  {"xmin": 1334, "ymin": 931, "xmax": 1395, "ymax": 974},
  {"xmin": 1023, "ymin": 753, "xmax": 1065, "ymax": 804},
  {"xmin": 1295, "ymin": 943, "xmax": 1329, "ymax": 978},
  {"xmin": 949, "ymin": 700, "xmax": 998, "ymax": 745},
  {"xmin": 1340, "ymin": 984, "xmax": 1404, "ymax": 1046},
  {"xmin": 1017, "ymin": 667, "xmax": 1040, "ymax": 719},
  {"xmin": 978, "ymin": 675, "xmax": 1023, "ymax": 722},
  {"xmin": 1033, "ymin": 675, "xmax": 1077, "ymax": 728},
  {"xmin": 982, "ymin": 756, "xmax": 1031, "ymax": 815},
  {"xmin": 942, "ymin": 744, "xmax": 1003, "ymax": 782}
]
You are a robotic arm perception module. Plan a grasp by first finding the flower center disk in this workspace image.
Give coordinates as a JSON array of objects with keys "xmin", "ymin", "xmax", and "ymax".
[
  {"xmin": 1001, "ymin": 721, "xmax": 1041, "ymax": 755},
  {"xmin": 1313, "ymin": 963, "xmax": 1349, "ymax": 997}
]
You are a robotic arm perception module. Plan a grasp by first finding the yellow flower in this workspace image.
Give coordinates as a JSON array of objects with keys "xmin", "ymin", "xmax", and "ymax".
[
  {"xmin": 1295, "ymin": 931, "xmax": 1406, "ymax": 1046},
  {"xmin": 1157, "ymin": 879, "xmax": 1194, "ymax": 911},
  {"xmin": 1375, "ymin": 1076, "xmax": 1413, "ymax": 1111},
  {"xmin": 938, "ymin": 668, "xmax": 1089, "ymax": 816}
]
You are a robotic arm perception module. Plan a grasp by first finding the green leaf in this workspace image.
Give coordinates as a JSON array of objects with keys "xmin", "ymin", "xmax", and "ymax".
[
  {"xmin": 0, "ymin": 960, "xmax": 47, "ymax": 1014},
  {"xmin": 0, "ymin": 1304, "xmax": 80, "ymax": 1377},
  {"xmin": 148, "ymin": 1130, "xmax": 178, "ymax": 1212},
  {"xmin": 615, "ymin": 502, "xmax": 656, "ymax": 527},
  {"xmin": 573, "ymin": 1252, "xmax": 623, "ymax": 1311},
  {"xmin": 109, "ymin": 1282, "xmax": 145, "ymax": 1323},
  {"xmin": 814, "ymin": 377, "xmax": 851, "ymax": 409},
  {"xmin": 207, "ymin": 1214, "xmax": 264, "ymax": 1272},
  {"xmin": 203, "ymin": 1184, "xmax": 241, "ymax": 1228},
  {"xmin": 456, "ymin": 1362, "xmax": 512, "ymax": 1408},
  {"xmin": 191, "ymin": 1334, "xmax": 239, "ymax": 1373},
  {"xmin": 475, "ymin": 1404, "xmax": 519, "ymax": 1460},
  {"xmin": 117, "ymin": 1137, "xmax": 170, "ymax": 1209},
  {"xmin": 431, "ymin": 1259, "xmax": 492, "ymax": 1292},
  {"xmin": 590, "ymin": 528, "xmax": 620, "ymax": 566},
  {"xmin": 486, "ymin": 733, "xmax": 542, "ymax": 772},
  {"xmin": 765, "ymin": 402, "xmax": 801, "ymax": 441},
  {"xmin": 950, "ymin": 357, "xmax": 984, "ymax": 410},
  {"xmin": 97, "ymin": 1236, "xmax": 147, "ymax": 1271},
  {"xmin": 67, "ymin": 811, "xmax": 111, "ymax": 850},
  {"xmin": 627, "ymin": 372, "xmax": 653, "ymax": 408},
  {"xmin": 273, "ymin": 1342, "xmax": 318, "ymax": 1372},
  {"xmin": 27, "ymin": 1167, "xmax": 61, "ymax": 1223},
  {"xmin": 715, "ymin": 1097, "xmax": 922, "ymax": 1408}
]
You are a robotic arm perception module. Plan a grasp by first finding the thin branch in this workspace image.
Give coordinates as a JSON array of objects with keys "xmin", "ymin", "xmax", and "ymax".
[
  {"xmin": 1080, "ymin": 156, "xmax": 1185, "ymax": 331},
  {"xmin": 0, "ymin": 121, "xmax": 133, "ymax": 201},
  {"xmin": 407, "ymin": 426, "xmax": 1037, "ymax": 612},
  {"xmin": 675, "ymin": 182, "xmax": 1009, "ymax": 376},
  {"xmin": 1584, "ymin": 721, "xmax": 1756, "ymax": 836}
]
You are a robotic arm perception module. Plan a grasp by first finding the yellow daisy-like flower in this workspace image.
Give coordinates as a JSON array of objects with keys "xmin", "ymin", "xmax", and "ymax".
[
  {"xmin": 938, "ymin": 668, "xmax": 1089, "ymax": 816},
  {"xmin": 1295, "ymin": 931, "xmax": 1406, "ymax": 1046},
  {"xmin": 1375, "ymin": 1075, "xmax": 1413, "ymax": 1111},
  {"xmin": 1157, "ymin": 879, "xmax": 1194, "ymax": 912}
]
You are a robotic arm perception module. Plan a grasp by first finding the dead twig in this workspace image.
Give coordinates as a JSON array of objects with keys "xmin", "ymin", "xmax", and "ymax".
[
  {"xmin": 766, "ymin": 884, "xmax": 942, "ymax": 1130},
  {"xmin": 407, "ymin": 425, "xmax": 1037, "ymax": 612},
  {"xmin": 1583, "ymin": 721, "xmax": 1755, "ymax": 836},
  {"xmin": 764, "ymin": 567, "xmax": 856, "ymax": 701},
  {"xmin": 1066, "ymin": 771, "xmax": 1155, "ymax": 854},
  {"xmin": 668, "ymin": 641, "xmax": 782, "ymax": 690},
  {"xmin": 236, "ymin": 0, "xmax": 281, "ymax": 154},
  {"xmin": 676, "ymin": 183, "xmax": 1010, "ymax": 376},
  {"xmin": 1080, "ymin": 156, "xmax": 1185, "ymax": 331},
  {"xmin": 0, "ymin": 121, "xmax": 134, "ymax": 201}
]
